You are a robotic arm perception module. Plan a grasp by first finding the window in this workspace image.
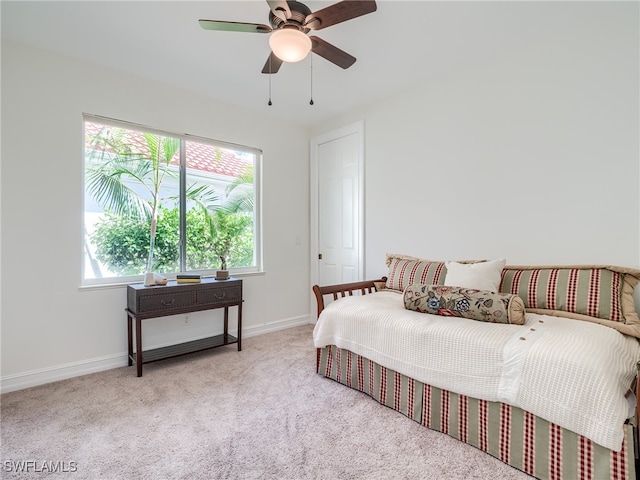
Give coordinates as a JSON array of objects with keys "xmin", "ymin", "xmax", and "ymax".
[{"xmin": 83, "ymin": 115, "xmax": 262, "ymax": 285}]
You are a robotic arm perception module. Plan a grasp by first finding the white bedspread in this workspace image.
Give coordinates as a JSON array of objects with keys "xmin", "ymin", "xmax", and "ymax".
[{"xmin": 313, "ymin": 291, "xmax": 640, "ymax": 451}]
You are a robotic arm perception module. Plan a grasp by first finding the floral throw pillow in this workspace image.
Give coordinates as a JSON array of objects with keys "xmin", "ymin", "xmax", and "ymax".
[{"xmin": 403, "ymin": 285, "xmax": 526, "ymax": 325}]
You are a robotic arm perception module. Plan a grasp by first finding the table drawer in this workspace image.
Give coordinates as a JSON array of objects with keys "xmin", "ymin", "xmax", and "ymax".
[
  {"xmin": 137, "ymin": 290, "xmax": 196, "ymax": 314},
  {"xmin": 197, "ymin": 284, "xmax": 242, "ymax": 306}
]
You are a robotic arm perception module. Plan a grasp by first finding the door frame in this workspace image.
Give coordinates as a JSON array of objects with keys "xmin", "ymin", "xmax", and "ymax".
[{"xmin": 310, "ymin": 120, "xmax": 365, "ymax": 316}]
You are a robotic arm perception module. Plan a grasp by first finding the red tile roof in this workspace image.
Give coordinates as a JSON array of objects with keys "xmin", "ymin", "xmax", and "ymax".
[
  {"xmin": 85, "ymin": 121, "xmax": 250, "ymax": 178},
  {"xmin": 184, "ymin": 141, "xmax": 250, "ymax": 178}
]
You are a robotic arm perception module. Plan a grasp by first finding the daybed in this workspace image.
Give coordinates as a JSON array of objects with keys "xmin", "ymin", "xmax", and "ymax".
[{"xmin": 312, "ymin": 254, "xmax": 640, "ymax": 480}]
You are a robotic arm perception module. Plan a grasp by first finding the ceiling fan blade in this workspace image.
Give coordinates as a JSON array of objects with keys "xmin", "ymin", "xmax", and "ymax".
[
  {"xmin": 261, "ymin": 52, "xmax": 284, "ymax": 74},
  {"xmin": 305, "ymin": 1, "xmax": 377, "ymax": 30},
  {"xmin": 310, "ymin": 36, "xmax": 356, "ymax": 69},
  {"xmin": 266, "ymin": 0, "xmax": 291, "ymax": 21},
  {"xmin": 199, "ymin": 19, "xmax": 272, "ymax": 33}
]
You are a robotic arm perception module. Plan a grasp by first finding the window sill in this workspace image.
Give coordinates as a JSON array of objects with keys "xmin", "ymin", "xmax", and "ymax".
[{"xmin": 78, "ymin": 270, "xmax": 266, "ymax": 291}]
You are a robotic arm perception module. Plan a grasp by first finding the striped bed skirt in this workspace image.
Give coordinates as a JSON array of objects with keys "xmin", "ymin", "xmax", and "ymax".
[{"xmin": 317, "ymin": 345, "xmax": 637, "ymax": 480}]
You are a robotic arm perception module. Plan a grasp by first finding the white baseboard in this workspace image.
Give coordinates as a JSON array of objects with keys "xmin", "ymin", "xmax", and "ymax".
[
  {"xmin": 242, "ymin": 314, "xmax": 312, "ymax": 338},
  {"xmin": 0, "ymin": 353, "xmax": 128, "ymax": 394},
  {"xmin": 0, "ymin": 315, "xmax": 313, "ymax": 394}
]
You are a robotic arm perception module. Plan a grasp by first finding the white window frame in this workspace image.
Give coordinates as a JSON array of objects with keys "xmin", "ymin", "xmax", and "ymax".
[{"xmin": 81, "ymin": 114, "xmax": 263, "ymax": 287}]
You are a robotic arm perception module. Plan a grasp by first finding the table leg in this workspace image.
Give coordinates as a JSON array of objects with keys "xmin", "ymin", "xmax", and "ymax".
[
  {"xmin": 237, "ymin": 302, "xmax": 242, "ymax": 351},
  {"xmin": 223, "ymin": 306, "xmax": 229, "ymax": 342},
  {"xmin": 136, "ymin": 316, "xmax": 143, "ymax": 377},
  {"xmin": 127, "ymin": 314, "xmax": 133, "ymax": 367}
]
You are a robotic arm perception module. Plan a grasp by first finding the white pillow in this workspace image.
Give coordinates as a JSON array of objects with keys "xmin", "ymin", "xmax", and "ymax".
[{"xmin": 444, "ymin": 258, "xmax": 506, "ymax": 292}]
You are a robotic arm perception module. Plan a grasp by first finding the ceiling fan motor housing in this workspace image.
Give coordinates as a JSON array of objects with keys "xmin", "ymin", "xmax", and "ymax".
[{"xmin": 270, "ymin": 1, "xmax": 313, "ymax": 32}]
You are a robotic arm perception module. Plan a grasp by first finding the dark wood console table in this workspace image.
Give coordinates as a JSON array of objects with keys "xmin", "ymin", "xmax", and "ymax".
[{"xmin": 126, "ymin": 277, "xmax": 242, "ymax": 377}]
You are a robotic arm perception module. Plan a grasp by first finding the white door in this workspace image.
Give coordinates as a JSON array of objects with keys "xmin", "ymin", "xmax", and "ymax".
[{"xmin": 310, "ymin": 121, "xmax": 364, "ymax": 294}]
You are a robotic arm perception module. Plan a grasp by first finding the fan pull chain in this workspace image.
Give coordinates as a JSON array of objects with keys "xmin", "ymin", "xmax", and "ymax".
[
  {"xmin": 268, "ymin": 55, "xmax": 273, "ymax": 106},
  {"xmin": 309, "ymin": 54, "xmax": 314, "ymax": 106}
]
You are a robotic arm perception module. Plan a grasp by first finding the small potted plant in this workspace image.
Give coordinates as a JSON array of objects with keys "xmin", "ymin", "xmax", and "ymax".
[{"xmin": 216, "ymin": 255, "xmax": 229, "ymax": 280}]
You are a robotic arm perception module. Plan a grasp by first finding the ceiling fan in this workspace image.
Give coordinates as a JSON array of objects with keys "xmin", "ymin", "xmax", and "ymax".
[{"xmin": 199, "ymin": 0, "xmax": 377, "ymax": 74}]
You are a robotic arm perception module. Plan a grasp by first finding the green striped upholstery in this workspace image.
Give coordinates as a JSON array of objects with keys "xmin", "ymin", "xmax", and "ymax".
[
  {"xmin": 385, "ymin": 257, "xmax": 447, "ymax": 292},
  {"xmin": 318, "ymin": 345, "xmax": 636, "ymax": 480},
  {"xmin": 499, "ymin": 267, "xmax": 622, "ymax": 322}
]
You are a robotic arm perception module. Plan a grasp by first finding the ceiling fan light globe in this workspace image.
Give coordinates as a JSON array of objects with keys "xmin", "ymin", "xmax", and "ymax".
[{"xmin": 269, "ymin": 29, "xmax": 311, "ymax": 63}]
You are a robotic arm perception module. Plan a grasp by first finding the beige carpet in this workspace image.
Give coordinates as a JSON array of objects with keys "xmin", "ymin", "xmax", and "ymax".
[{"xmin": 1, "ymin": 325, "xmax": 532, "ymax": 479}]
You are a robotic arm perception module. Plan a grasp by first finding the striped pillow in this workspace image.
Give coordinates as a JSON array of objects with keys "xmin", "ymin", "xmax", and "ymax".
[
  {"xmin": 385, "ymin": 255, "xmax": 447, "ymax": 292},
  {"xmin": 500, "ymin": 267, "xmax": 621, "ymax": 320},
  {"xmin": 499, "ymin": 266, "xmax": 640, "ymax": 337}
]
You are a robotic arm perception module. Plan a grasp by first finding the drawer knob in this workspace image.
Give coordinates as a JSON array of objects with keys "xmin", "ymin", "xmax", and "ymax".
[
  {"xmin": 214, "ymin": 292, "xmax": 226, "ymax": 300},
  {"xmin": 161, "ymin": 298, "xmax": 175, "ymax": 306}
]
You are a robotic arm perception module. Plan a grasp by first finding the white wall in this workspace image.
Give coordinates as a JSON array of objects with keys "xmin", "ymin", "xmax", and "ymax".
[
  {"xmin": 1, "ymin": 41, "xmax": 311, "ymax": 392},
  {"xmin": 312, "ymin": 2, "xmax": 640, "ymax": 279}
]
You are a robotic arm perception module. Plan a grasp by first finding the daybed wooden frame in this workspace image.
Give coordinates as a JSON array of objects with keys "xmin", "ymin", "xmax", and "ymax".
[{"xmin": 313, "ymin": 278, "xmax": 640, "ymax": 480}]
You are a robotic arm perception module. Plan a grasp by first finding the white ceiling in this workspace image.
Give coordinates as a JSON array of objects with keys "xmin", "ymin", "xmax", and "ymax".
[{"xmin": 2, "ymin": 1, "xmax": 588, "ymax": 128}]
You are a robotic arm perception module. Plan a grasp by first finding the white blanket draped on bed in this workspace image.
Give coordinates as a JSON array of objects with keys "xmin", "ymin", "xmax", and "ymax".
[{"xmin": 313, "ymin": 291, "xmax": 640, "ymax": 451}]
